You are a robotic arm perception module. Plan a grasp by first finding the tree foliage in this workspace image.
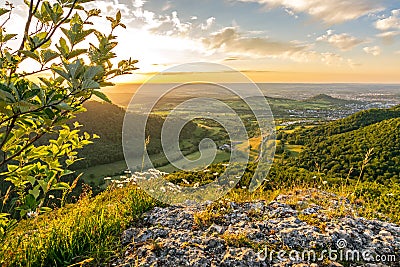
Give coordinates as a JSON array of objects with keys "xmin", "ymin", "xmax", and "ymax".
[
  {"xmin": 283, "ymin": 106, "xmax": 400, "ymax": 184},
  {"xmin": 0, "ymin": 0, "xmax": 137, "ymax": 229}
]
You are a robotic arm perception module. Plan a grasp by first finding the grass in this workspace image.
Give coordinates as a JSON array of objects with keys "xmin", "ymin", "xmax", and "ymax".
[
  {"xmin": 159, "ymin": 150, "xmax": 231, "ymax": 173},
  {"xmin": 2, "ymin": 161, "xmax": 400, "ymax": 266},
  {"xmin": 79, "ymin": 149, "xmax": 231, "ymax": 186},
  {"xmin": 285, "ymin": 145, "xmax": 303, "ymax": 155},
  {"xmin": 193, "ymin": 200, "xmax": 232, "ymax": 228},
  {"xmin": 0, "ymin": 185, "xmax": 158, "ymax": 267},
  {"xmin": 236, "ymin": 136, "xmax": 262, "ymax": 160},
  {"xmin": 79, "ymin": 160, "xmax": 127, "ymax": 185}
]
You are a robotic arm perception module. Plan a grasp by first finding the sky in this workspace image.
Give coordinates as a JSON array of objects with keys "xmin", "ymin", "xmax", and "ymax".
[{"xmin": 6, "ymin": 0, "xmax": 400, "ymax": 83}]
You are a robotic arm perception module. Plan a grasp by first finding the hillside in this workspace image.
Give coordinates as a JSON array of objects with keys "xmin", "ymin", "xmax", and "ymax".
[
  {"xmin": 69, "ymin": 101, "xmax": 199, "ymax": 169},
  {"xmin": 281, "ymin": 106, "xmax": 400, "ymax": 183},
  {"xmin": 305, "ymin": 93, "xmax": 363, "ymax": 105},
  {"xmin": 294, "ymin": 118, "xmax": 400, "ymax": 182},
  {"xmin": 69, "ymin": 102, "xmax": 126, "ymax": 169},
  {"xmin": 284, "ymin": 106, "xmax": 400, "ymax": 145}
]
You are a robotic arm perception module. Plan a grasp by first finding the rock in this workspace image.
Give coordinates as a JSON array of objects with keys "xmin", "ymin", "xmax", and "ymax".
[{"xmin": 111, "ymin": 189, "xmax": 400, "ymax": 267}]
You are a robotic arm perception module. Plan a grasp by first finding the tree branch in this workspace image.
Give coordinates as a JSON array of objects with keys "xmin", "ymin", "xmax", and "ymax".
[
  {"xmin": 0, "ymin": 117, "xmax": 17, "ymax": 152},
  {"xmin": 29, "ymin": 0, "xmax": 78, "ymax": 52},
  {"xmin": 0, "ymin": 131, "xmax": 45, "ymax": 167},
  {"xmin": 17, "ymin": 0, "xmax": 36, "ymax": 55}
]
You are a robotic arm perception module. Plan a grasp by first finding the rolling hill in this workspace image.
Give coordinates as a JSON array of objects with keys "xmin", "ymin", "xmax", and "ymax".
[
  {"xmin": 284, "ymin": 105, "xmax": 400, "ymax": 145},
  {"xmin": 285, "ymin": 106, "xmax": 400, "ymax": 183},
  {"xmin": 69, "ymin": 101, "xmax": 199, "ymax": 169}
]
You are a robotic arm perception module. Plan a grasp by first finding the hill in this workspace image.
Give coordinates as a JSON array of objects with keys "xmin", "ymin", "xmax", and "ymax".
[
  {"xmin": 304, "ymin": 93, "xmax": 363, "ymax": 105},
  {"xmin": 69, "ymin": 101, "xmax": 198, "ymax": 169},
  {"xmin": 284, "ymin": 106, "xmax": 400, "ymax": 183},
  {"xmin": 284, "ymin": 106, "xmax": 400, "ymax": 145}
]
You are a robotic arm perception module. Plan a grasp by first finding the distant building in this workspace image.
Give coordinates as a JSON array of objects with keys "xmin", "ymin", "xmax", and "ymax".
[{"xmin": 219, "ymin": 144, "xmax": 231, "ymax": 151}]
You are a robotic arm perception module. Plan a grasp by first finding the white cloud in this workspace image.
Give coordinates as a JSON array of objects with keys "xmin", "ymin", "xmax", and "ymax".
[
  {"xmin": 316, "ymin": 30, "xmax": 365, "ymax": 51},
  {"xmin": 363, "ymin": 46, "xmax": 381, "ymax": 56},
  {"xmin": 375, "ymin": 9, "xmax": 400, "ymax": 31},
  {"xmin": 132, "ymin": 0, "xmax": 146, "ymax": 8},
  {"xmin": 161, "ymin": 1, "xmax": 172, "ymax": 11},
  {"xmin": 377, "ymin": 31, "xmax": 400, "ymax": 38},
  {"xmin": 236, "ymin": 0, "xmax": 382, "ymax": 24},
  {"xmin": 86, "ymin": 0, "xmax": 131, "ymax": 17},
  {"xmin": 203, "ymin": 27, "xmax": 307, "ymax": 55},
  {"xmin": 201, "ymin": 17, "xmax": 216, "ymax": 30},
  {"xmin": 377, "ymin": 31, "xmax": 399, "ymax": 44},
  {"xmin": 202, "ymin": 27, "xmax": 349, "ymax": 65},
  {"xmin": 284, "ymin": 8, "xmax": 298, "ymax": 19}
]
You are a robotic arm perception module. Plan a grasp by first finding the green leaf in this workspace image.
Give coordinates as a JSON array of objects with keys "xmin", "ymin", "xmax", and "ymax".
[
  {"xmin": 51, "ymin": 3, "xmax": 64, "ymax": 23},
  {"xmin": 28, "ymin": 185, "xmax": 41, "ymax": 200},
  {"xmin": 0, "ymin": 88, "xmax": 14, "ymax": 102},
  {"xmin": 27, "ymin": 176, "xmax": 36, "ymax": 186},
  {"xmin": 116, "ymin": 10, "xmax": 121, "ymax": 21},
  {"xmin": 0, "ymin": 8, "xmax": 10, "ymax": 17},
  {"xmin": 39, "ymin": 207, "xmax": 52, "ymax": 213},
  {"xmin": 24, "ymin": 194, "xmax": 37, "ymax": 209},
  {"xmin": 56, "ymin": 37, "xmax": 70, "ymax": 57},
  {"xmin": 30, "ymin": 32, "xmax": 50, "ymax": 49},
  {"xmin": 65, "ymin": 60, "xmax": 84, "ymax": 79},
  {"xmin": 66, "ymin": 49, "xmax": 87, "ymax": 60},
  {"xmin": 52, "ymin": 65, "xmax": 70, "ymax": 81},
  {"xmin": 52, "ymin": 182, "xmax": 70, "ymax": 190},
  {"xmin": 84, "ymin": 66, "xmax": 102, "ymax": 80},
  {"xmin": 1, "ymin": 34, "xmax": 17, "ymax": 43},
  {"xmin": 61, "ymin": 169, "xmax": 74, "ymax": 177},
  {"xmin": 44, "ymin": 108, "xmax": 55, "ymax": 119},
  {"xmin": 55, "ymin": 102, "xmax": 73, "ymax": 110},
  {"xmin": 37, "ymin": 180, "xmax": 48, "ymax": 192},
  {"xmin": 20, "ymin": 50, "xmax": 41, "ymax": 62},
  {"xmin": 92, "ymin": 90, "xmax": 111, "ymax": 103},
  {"xmin": 82, "ymin": 80, "xmax": 100, "ymax": 90},
  {"xmin": 41, "ymin": 50, "xmax": 59, "ymax": 64}
]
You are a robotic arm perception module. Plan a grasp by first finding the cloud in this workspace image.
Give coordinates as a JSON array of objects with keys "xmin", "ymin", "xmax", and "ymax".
[
  {"xmin": 363, "ymin": 46, "xmax": 381, "ymax": 56},
  {"xmin": 375, "ymin": 9, "xmax": 400, "ymax": 31},
  {"xmin": 203, "ymin": 27, "xmax": 307, "ymax": 55},
  {"xmin": 202, "ymin": 27, "xmax": 350, "ymax": 65},
  {"xmin": 377, "ymin": 31, "xmax": 399, "ymax": 44},
  {"xmin": 236, "ymin": 0, "xmax": 382, "ymax": 24},
  {"xmin": 132, "ymin": 0, "xmax": 146, "ymax": 8},
  {"xmin": 316, "ymin": 30, "xmax": 365, "ymax": 51},
  {"xmin": 201, "ymin": 17, "xmax": 216, "ymax": 30}
]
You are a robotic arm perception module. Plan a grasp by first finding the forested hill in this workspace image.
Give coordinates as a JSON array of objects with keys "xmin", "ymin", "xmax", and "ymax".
[
  {"xmin": 284, "ymin": 105, "xmax": 400, "ymax": 145},
  {"xmin": 305, "ymin": 93, "xmax": 363, "ymax": 105},
  {"xmin": 285, "ymin": 106, "xmax": 400, "ymax": 183},
  {"xmin": 70, "ymin": 101, "xmax": 197, "ymax": 169}
]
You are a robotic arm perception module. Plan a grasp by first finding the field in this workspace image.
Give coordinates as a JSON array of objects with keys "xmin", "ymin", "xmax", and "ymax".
[{"xmin": 80, "ymin": 149, "xmax": 231, "ymax": 186}]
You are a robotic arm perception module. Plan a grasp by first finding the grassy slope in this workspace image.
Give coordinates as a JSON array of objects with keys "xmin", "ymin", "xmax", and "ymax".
[
  {"xmin": 294, "ymin": 118, "xmax": 400, "ymax": 182},
  {"xmin": 1, "ymin": 186, "xmax": 157, "ymax": 267},
  {"xmin": 2, "ymin": 163, "xmax": 400, "ymax": 266}
]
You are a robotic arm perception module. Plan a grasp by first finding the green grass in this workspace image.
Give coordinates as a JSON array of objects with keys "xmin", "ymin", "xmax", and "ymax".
[
  {"xmin": 285, "ymin": 144, "xmax": 304, "ymax": 155},
  {"xmin": 158, "ymin": 150, "xmax": 231, "ymax": 173},
  {"xmin": 79, "ymin": 148, "xmax": 231, "ymax": 185},
  {"xmin": 2, "ymin": 163, "xmax": 400, "ymax": 266},
  {"xmin": 0, "ymin": 185, "xmax": 158, "ymax": 267},
  {"xmin": 79, "ymin": 160, "xmax": 128, "ymax": 185}
]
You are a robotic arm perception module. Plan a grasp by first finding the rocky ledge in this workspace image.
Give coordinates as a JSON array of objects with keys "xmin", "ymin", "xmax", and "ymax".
[{"xmin": 112, "ymin": 190, "xmax": 400, "ymax": 267}]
